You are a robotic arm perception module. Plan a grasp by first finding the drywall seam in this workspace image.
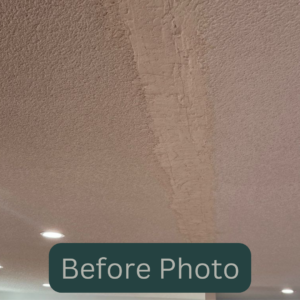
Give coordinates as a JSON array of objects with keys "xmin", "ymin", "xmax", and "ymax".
[{"xmin": 119, "ymin": 0, "xmax": 215, "ymax": 242}]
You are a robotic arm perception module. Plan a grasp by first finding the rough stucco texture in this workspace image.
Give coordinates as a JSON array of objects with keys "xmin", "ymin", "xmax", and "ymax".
[{"xmin": 120, "ymin": 0, "xmax": 215, "ymax": 243}]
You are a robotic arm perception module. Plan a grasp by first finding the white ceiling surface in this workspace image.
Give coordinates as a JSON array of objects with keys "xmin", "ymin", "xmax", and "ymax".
[
  {"xmin": 0, "ymin": 0, "xmax": 184, "ymax": 295},
  {"xmin": 0, "ymin": 0, "xmax": 300, "ymax": 300},
  {"xmin": 121, "ymin": 1, "xmax": 300, "ymax": 298},
  {"xmin": 205, "ymin": 1, "xmax": 300, "ymax": 299}
]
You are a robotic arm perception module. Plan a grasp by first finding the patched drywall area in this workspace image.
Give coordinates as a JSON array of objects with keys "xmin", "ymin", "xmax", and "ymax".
[{"xmin": 119, "ymin": 0, "xmax": 215, "ymax": 243}]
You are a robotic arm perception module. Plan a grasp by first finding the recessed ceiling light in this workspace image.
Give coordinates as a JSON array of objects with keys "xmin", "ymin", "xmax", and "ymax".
[
  {"xmin": 0, "ymin": 266, "xmax": 3, "ymax": 269},
  {"xmin": 43, "ymin": 283, "xmax": 50, "ymax": 287},
  {"xmin": 282, "ymin": 289, "xmax": 294, "ymax": 294},
  {"xmin": 40, "ymin": 232, "xmax": 65, "ymax": 239}
]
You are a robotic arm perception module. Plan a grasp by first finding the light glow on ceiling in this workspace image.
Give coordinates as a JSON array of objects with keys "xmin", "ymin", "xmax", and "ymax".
[
  {"xmin": 40, "ymin": 232, "xmax": 65, "ymax": 239},
  {"xmin": 0, "ymin": 266, "xmax": 3, "ymax": 269},
  {"xmin": 282, "ymin": 289, "xmax": 294, "ymax": 294}
]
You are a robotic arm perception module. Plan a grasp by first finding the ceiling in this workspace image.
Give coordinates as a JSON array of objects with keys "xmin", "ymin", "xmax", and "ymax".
[{"xmin": 0, "ymin": 0, "xmax": 300, "ymax": 299}]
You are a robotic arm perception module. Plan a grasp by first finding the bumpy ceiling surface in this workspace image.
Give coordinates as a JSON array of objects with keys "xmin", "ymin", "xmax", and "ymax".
[
  {"xmin": 0, "ymin": 0, "xmax": 185, "ymax": 294},
  {"xmin": 0, "ymin": 0, "xmax": 300, "ymax": 299}
]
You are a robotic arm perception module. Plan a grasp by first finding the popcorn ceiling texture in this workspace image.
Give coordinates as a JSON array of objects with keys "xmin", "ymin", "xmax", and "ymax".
[
  {"xmin": 200, "ymin": 1, "xmax": 300, "ymax": 299},
  {"xmin": 0, "ymin": 0, "xmax": 185, "ymax": 293},
  {"xmin": 119, "ymin": 0, "xmax": 215, "ymax": 243},
  {"xmin": 1, "ymin": 0, "xmax": 300, "ymax": 299}
]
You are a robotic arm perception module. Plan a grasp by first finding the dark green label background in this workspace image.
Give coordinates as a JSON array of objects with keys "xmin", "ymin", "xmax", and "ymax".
[{"xmin": 49, "ymin": 243, "xmax": 251, "ymax": 293}]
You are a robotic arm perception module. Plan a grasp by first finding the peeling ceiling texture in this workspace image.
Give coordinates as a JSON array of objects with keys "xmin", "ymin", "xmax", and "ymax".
[{"xmin": 0, "ymin": 0, "xmax": 300, "ymax": 299}]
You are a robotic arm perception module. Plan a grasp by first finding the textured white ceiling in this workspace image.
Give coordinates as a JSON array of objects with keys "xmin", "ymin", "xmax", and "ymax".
[
  {"xmin": 0, "ymin": 0, "xmax": 184, "ymax": 294},
  {"xmin": 0, "ymin": 0, "xmax": 300, "ymax": 299},
  {"xmin": 204, "ymin": 1, "xmax": 300, "ymax": 299}
]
